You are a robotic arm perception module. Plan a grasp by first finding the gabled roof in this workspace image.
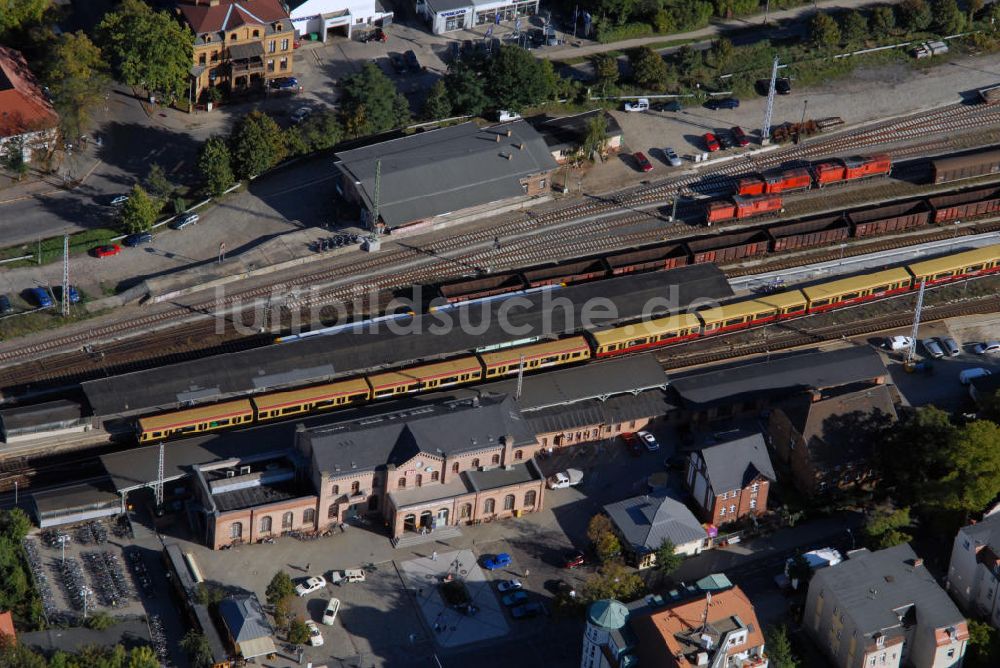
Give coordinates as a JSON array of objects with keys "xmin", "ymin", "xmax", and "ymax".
[
  {"xmin": 960, "ymin": 513, "xmax": 1000, "ymax": 558},
  {"xmin": 532, "ymin": 110, "xmax": 624, "ymax": 152},
  {"xmin": 0, "ymin": 611, "xmax": 14, "ymax": 639},
  {"xmin": 0, "ymin": 46, "xmax": 58, "ymax": 138},
  {"xmin": 218, "ymin": 595, "xmax": 276, "ymax": 658},
  {"xmin": 697, "ymin": 433, "xmax": 775, "ymax": 492},
  {"xmin": 604, "ymin": 490, "xmax": 706, "ymax": 552},
  {"xmin": 334, "ymin": 121, "xmax": 558, "ymax": 228},
  {"xmin": 178, "ymin": 0, "xmax": 289, "ymax": 35}
]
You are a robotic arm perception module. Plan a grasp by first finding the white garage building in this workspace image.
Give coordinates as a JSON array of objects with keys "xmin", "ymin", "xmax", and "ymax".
[
  {"xmin": 417, "ymin": 0, "xmax": 539, "ymax": 34},
  {"xmin": 287, "ymin": 0, "xmax": 392, "ymax": 39}
]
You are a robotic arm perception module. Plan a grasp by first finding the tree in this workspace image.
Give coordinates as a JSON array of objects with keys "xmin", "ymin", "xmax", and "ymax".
[
  {"xmin": 841, "ymin": 10, "xmax": 869, "ymax": 45},
  {"xmin": 863, "ymin": 506, "xmax": 913, "ymax": 549},
  {"xmin": 0, "ymin": 0, "xmax": 50, "ymax": 38},
  {"xmin": 422, "ymin": 80, "xmax": 452, "ymax": 121},
  {"xmin": 339, "ymin": 62, "xmax": 411, "ymax": 137},
  {"xmin": 786, "ymin": 553, "xmax": 814, "ymax": 590},
  {"xmin": 97, "ymin": 0, "xmax": 194, "ymax": 103},
  {"xmin": 581, "ymin": 561, "xmax": 645, "ymax": 603},
  {"xmin": 878, "ymin": 406, "xmax": 958, "ymax": 506},
  {"xmin": 85, "ymin": 610, "xmax": 117, "ymax": 630},
  {"xmin": 128, "ymin": 646, "xmax": 159, "ymax": 668},
  {"xmin": 44, "ymin": 31, "xmax": 110, "ymax": 142},
  {"xmin": 181, "ymin": 631, "xmax": 215, "ymax": 668},
  {"xmin": 898, "ymin": 0, "xmax": 933, "ymax": 32},
  {"xmin": 266, "ymin": 570, "xmax": 296, "ymax": 605},
  {"xmin": 229, "ymin": 111, "xmax": 286, "ymax": 180},
  {"xmin": 581, "ymin": 113, "xmax": 609, "ymax": 161},
  {"xmin": 765, "ymin": 625, "xmax": 800, "ymax": 668},
  {"xmin": 2, "ymin": 139, "xmax": 28, "ymax": 181},
  {"xmin": 968, "ymin": 0, "xmax": 985, "ymax": 22},
  {"xmin": 936, "ymin": 419, "xmax": 1000, "ymax": 515},
  {"xmin": 591, "ymin": 53, "xmax": 619, "ymax": 93},
  {"xmin": 810, "ymin": 12, "xmax": 842, "ymax": 48},
  {"xmin": 966, "ymin": 619, "xmax": 1000, "ymax": 668},
  {"xmin": 931, "ymin": 0, "xmax": 965, "ymax": 33},
  {"xmin": 872, "ymin": 5, "xmax": 897, "ymax": 37},
  {"xmin": 198, "ymin": 136, "xmax": 235, "ymax": 196},
  {"xmin": 486, "ymin": 46, "xmax": 555, "ymax": 112},
  {"xmin": 653, "ymin": 538, "xmax": 683, "ymax": 575},
  {"xmin": 0, "ymin": 640, "xmax": 46, "ymax": 668},
  {"xmin": 118, "ymin": 185, "xmax": 159, "ymax": 234},
  {"xmin": 0, "ymin": 509, "xmax": 32, "ymax": 542},
  {"xmin": 587, "ymin": 514, "xmax": 622, "ymax": 563},
  {"xmin": 710, "ymin": 37, "xmax": 735, "ymax": 70},
  {"xmin": 444, "ymin": 63, "xmax": 489, "ymax": 116},
  {"xmin": 145, "ymin": 163, "xmax": 174, "ymax": 201},
  {"xmin": 287, "ymin": 618, "xmax": 311, "ymax": 645},
  {"xmin": 629, "ymin": 46, "xmax": 670, "ymax": 91}
]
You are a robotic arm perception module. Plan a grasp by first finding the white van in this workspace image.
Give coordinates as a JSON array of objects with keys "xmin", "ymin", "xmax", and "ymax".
[
  {"xmin": 624, "ymin": 98, "xmax": 649, "ymax": 112},
  {"xmin": 960, "ymin": 368, "xmax": 991, "ymax": 385}
]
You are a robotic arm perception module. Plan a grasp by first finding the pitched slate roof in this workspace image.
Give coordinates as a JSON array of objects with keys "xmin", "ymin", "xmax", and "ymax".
[
  {"xmin": 218, "ymin": 595, "xmax": 276, "ymax": 658},
  {"xmin": 0, "ymin": 46, "xmax": 58, "ymax": 138},
  {"xmin": 697, "ymin": 433, "xmax": 775, "ymax": 492},
  {"xmin": 334, "ymin": 121, "xmax": 558, "ymax": 228},
  {"xmin": 604, "ymin": 491, "xmax": 706, "ymax": 553},
  {"xmin": 178, "ymin": 0, "xmax": 289, "ymax": 34}
]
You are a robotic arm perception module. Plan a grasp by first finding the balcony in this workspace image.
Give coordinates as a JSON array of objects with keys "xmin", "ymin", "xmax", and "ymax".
[{"xmin": 231, "ymin": 58, "xmax": 264, "ymax": 75}]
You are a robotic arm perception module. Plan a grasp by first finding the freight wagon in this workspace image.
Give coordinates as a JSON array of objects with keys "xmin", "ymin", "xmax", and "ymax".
[
  {"xmin": 688, "ymin": 230, "xmax": 771, "ymax": 264},
  {"xmin": 769, "ymin": 215, "xmax": 850, "ymax": 252},
  {"xmin": 604, "ymin": 244, "xmax": 689, "ymax": 274},
  {"xmin": 931, "ymin": 147, "xmax": 1000, "ymax": 184},
  {"xmin": 928, "ymin": 186, "xmax": 1000, "ymax": 224},
  {"xmin": 848, "ymin": 200, "xmax": 930, "ymax": 237}
]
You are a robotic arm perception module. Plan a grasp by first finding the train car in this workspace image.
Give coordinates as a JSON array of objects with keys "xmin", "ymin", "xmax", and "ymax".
[
  {"xmin": 480, "ymin": 337, "xmax": 590, "ymax": 378},
  {"xmin": 802, "ymin": 268, "xmax": 912, "ymax": 313},
  {"xmin": 928, "ymin": 186, "xmax": 1000, "ymax": 224},
  {"xmin": 769, "ymin": 215, "xmax": 850, "ymax": 252},
  {"xmin": 737, "ymin": 168, "xmax": 813, "ymax": 197},
  {"xmin": 849, "ymin": 200, "xmax": 930, "ymax": 238},
  {"xmin": 138, "ymin": 400, "xmax": 255, "ymax": 442},
  {"xmin": 705, "ymin": 195, "xmax": 784, "ymax": 225},
  {"xmin": 906, "ymin": 244, "xmax": 1000, "ymax": 286},
  {"xmin": 590, "ymin": 312, "xmax": 702, "ymax": 357},
  {"xmin": 931, "ymin": 147, "xmax": 1000, "ymax": 184},
  {"xmin": 523, "ymin": 258, "xmax": 607, "ymax": 288},
  {"xmin": 697, "ymin": 299, "xmax": 784, "ymax": 335},
  {"xmin": 367, "ymin": 356, "xmax": 484, "ymax": 399},
  {"xmin": 688, "ymin": 230, "xmax": 771, "ymax": 264},
  {"xmin": 253, "ymin": 378, "xmax": 372, "ymax": 421},
  {"xmin": 753, "ymin": 290, "xmax": 808, "ymax": 319},
  {"xmin": 812, "ymin": 154, "xmax": 891, "ymax": 187},
  {"xmin": 604, "ymin": 244, "xmax": 690, "ymax": 275},
  {"xmin": 438, "ymin": 273, "xmax": 526, "ymax": 304}
]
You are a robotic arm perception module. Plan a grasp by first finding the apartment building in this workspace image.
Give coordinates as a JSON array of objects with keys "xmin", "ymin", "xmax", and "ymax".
[
  {"xmin": 685, "ymin": 433, "xmax": 775, "ymax": 526},
  {"xmin": 947, "ymin": 513, "xmax": 1000, "ymax": 628}
]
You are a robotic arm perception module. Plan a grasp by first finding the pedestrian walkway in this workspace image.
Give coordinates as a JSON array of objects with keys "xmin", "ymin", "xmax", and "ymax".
[{"xmin": 392, "ymin": 526, "xmax": 463, "ymax": 549}]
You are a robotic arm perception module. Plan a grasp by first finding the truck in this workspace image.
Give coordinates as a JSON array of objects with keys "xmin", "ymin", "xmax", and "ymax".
[
  {"xmin": 774, "ymin": 547, "xmax": 843, "ymax": 590},
  {"xmin": 547, "ymin": 469, "xmax": 583, "ymax": 489}
]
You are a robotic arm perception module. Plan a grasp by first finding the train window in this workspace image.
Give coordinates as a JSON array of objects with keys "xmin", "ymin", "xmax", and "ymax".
[
  {"xmin": 811, "ymin": 299, "xmax": 829, "ymax": 307},
  {"xmin": 375, "ymin": 389, "xmax": 392, "ymax": 398},
  {"xmin": 281, "ymin": 406, "xmax": 299, "ymax": 415},
  {"xmin": 179, "ymin": 425, "xmax": 196, "ymax": 433},
  {"xmin": 629, "ymin": 338, "xmax": 647, "ymax": 347},
  {"xmin": 840, "ymin": 292, "xmax": 859, "ymax": 301},
  {"xmin": 441, "ymin": 375, "xmax": 458, "ymax": 385},
  {"xmin": 724, "ymin": 317, "xmax": 746, "ymax": 327},
  {"xmin": 966, "ymin": 264, "xmax": 984, "ymax": 272},
  {"xmin": 753, "ymin": 310, "xmax": 777, "ymax": 321},
  {"xmin": 541, "ymin": 355, "xmax": 558, "ymax": 364},
  {"xmin": 315, "ymin": 399, "xmax": 333, "ymax": 409},
  {"xmin": 152, "ymin": 431, "xmax": 161, "ymax": 438}
]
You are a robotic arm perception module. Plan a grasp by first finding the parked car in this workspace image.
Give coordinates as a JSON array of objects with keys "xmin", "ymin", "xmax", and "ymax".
[
  {"xmin": 305, "ymin": 620, "xmax": 324, "ymax": 646},
  {"xmin": 638, "ymin": 430, "xmax": 660, "ymax": 452},
  {"xmin": 502, "ymin": 590, "xmax": 530, "ymax": 607},
  {"xmin": 622, "ymin": 432, "xmax": 642, "ymax": 457},
  {"xmin": 404, "ymin": 50, "xmax": 420, "ymax": 72},
  {"xmin": 63, "ymin": 285, "xmax": 80, "ymax": 304},
  {"xmin": 483, "ymin": 553, "xmax": 512, "ymax": 570},
  {"xmin": 270, "ymin": 76, "xmax": 299, "ymax": 90},
  {"xmin": 653, "ymin": 100, "xmax": 682, "ymax": 112},
  {"xmin": 775, "ymin": 77, "xmax": 792, "ymax": 95},
  {"xmin": 330, "ymin": 569, "xmax": 366, "ymax": 585},
  {"xmin": 623, "ymin": 98, "xmax": 649, "ymax": 112},
  {"xmin": 633, "ymin": 151, "xmax": 653, "ymax": 172},
  {"xmin": 109, "ymin": 194, "xmax": 129, "ymax": 206},
  {"xmin": 497, "ymin": 110, "xmax": 522, "ymax": 122},
  {"xmin": 123, "ymin": 232, "xmax": 153, "ymax": 247},
  {"xmin": 295, "ymin": 576, "xmax": 327, "ymax": 596},
  {"xmin": 562, "ymin": 552, "xmax": 585, "ymax": 569},
  {"xmin": 93, "ymin": 244, "xmax": 122, "ymax": 259},
  {"xmin": 703, "ymin": 132, "xmax": 720, "ymax": 152},
  {"xmin": 363, "ymin": 28, "xmax": 386, "ymax": 43},
  {"xmin": 29, "ymin": 287, "xmax": 53, "ymax": 308},
  {"xmin": 290, "ymin": 107, "xmax": 312, "ymax": 124},
  {"xmin": 731, "ymin": 126, "xmax": 750, "ymax": 147},
  {"xmin": 497, "ymin": 579, "xmax": 522, "ymax": 592},
  {"xmin": 0, "ymin": 294, "xmax": 11, "ymax": 315},
  {"xmin": 171, "ymin": 213, "xmax": 199, "ymax": 230},
  {"xmin": 547, "ymin": 469, "xmax": 583, "ymax": 489},
  {"xmin": 975, "ymin": 341, "xmax": 1000, "ymax": 354},
  {"xmin": 921, "ymin": 338, "xmax": 945, "ymax": 359},
  {"xmin": 389, "ymin": 52, "xmax": 407, "ymax": 73},
  {"xmin": 322, "ymin": 598, "xmax": 341, "ymax": 625},
  {"xmin": 941, "ymin": 336, "xmax": 961, "ymax": 357},
  {"xmin": 663, "ymin": 147, "xmax": 682, "ymax": 167},
  {"xmin": 885, "ymin": 336, "xmax": 914, "ymax": 351},
  {"xmin": 960, "ymin": 368, "xmax": 991, "ymax": 385},
  {"xmin": 718, "ymin": 132, "xmax": 734, "ymax": 150},
  {"xmin": 510, "ymin": 601, "xmax": 547, "ymax": 619},
  {"xmin": 705, "ymin": 97, "xmax": 740, "ymax": 110}
]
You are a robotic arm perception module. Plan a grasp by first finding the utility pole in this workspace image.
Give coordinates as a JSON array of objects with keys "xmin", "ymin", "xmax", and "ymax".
[
  {"xmin": 761, "ymin": 55, "xmax": 779, "ymax": 146},
  {"xmin": 515, "ymin": 354, "xmax": 526, "ymax": 400},
  {"xmin": 906, "ymin": 279, "xmax": 926, "ymax": 365},
  {"xmin": 61, "ymin": 234, "xmax": 70, "ymax": 317},
  {"xmin": 154, "ymin": 441, "xmax": 165, "ymax": 508},
  {"xmin": 365, "ymin": 159, "xmax": 382, "ymax": 252},
  {"xmin": 670, "ymin": 191, "xmax": 680, "ymax": 222}
]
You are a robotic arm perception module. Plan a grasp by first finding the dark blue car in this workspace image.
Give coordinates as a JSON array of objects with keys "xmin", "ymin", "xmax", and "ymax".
[
  {"xmin": 705, "ymin": 97, "xmax": 740, "ymax": 110},
  {"xmin": 30, "ymin": 287, "xmax": 53, "ymax": 308}
]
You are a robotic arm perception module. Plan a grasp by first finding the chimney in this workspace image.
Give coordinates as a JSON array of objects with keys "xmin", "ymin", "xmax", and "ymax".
[
  {"xmin": 516, "ymin": 143, "xmax": 524, "ymax": 150},
  {"xmin": 506, "ymin": 129, "xmax": 512, "ymax": 137}
]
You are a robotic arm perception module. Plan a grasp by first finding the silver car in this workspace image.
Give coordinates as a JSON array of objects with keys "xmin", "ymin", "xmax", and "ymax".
[
  {"xmin": 170, "ymin": 213, "xmax": 199, "ymax": 230},
  {"xmin": 974, "ymin": 341, "xmax": 1000, "ymax": 355},
  {"xmin": 921, "ymin": 338, "xmax": 944, "ymax": 359},
  {"xmin": 663, "ymin": 147, "xmax": 682, "ymax": 167},
  {"xmin": 940, "ymin": 336, "xmax": 960, "ymax": 357}
]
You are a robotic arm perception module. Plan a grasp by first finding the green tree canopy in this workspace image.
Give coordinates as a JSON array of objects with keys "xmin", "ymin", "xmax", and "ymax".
[
  {"xmin": 878, "ymin": 406, "xmax": 958, "ymax": 506},
  {"xmin": 2, "ymin": 139, "xmax": 28, "ymax": 181},
  {"xmin": 43, "ymin": 31, "xmax": 110, "ymax": 141},
  {"xmin": 863, "ymin": 506, "xmax": 914, "ymax": 549},
  {"xmin": 898, "ymin": 0, "xmax": 933, "ymax": 32},
  {"xmin": 967, "ymin": 0, "xmax": 985, "ymax": 21},
  {"xmin": 764, "ymin": 625, "xmax": 800, "ymax": 668},
  {"xmin": 966, "ymin": 619, "xmax": 1000, "ymax": 668},
  {"xmin": 198, "ymin": 136, "xmax": 235, "ymax": 196},
  {"xmin": 486, "ymin": 45, "xmax": 556, "ymax": 112},
  {"xmin": 809, "ymin": 12, "xmax": 843, "ymax": 47},
  {"xmin": 181, "ymin": 631, "xmax": 215, "ymax": 668},
  {"xmin": 931, "ymin": 0, "xmax": 965, "ymax": 33},
  {"xmin": 841, "ymin": 10, "xmax": 869, "ymax": 45},
  {"xmin": 422, "ymin": 80, "xmax": 452, "ymax": 120},
  {"xmin": 653, "ymin": 538, "xmax": 683, "ymax": 575},
  {"xmin": 0, "ymin": 0, "xmax": 50, "ymax": 38},
  {"xmin": 709, "ymin": 37, "xmax": 735, "ymax": 69},
  {"xmin": 97, "ymin": 0, "xmax": 194, "ymax": 103},
  {"xmin": 287, "ymin": 618, "xmax": 310, "ymax": 645},
  {"xmin": 339, "ymin": 62, "xmax": 411, "ymax": 137},
  {"xmin": 786, "ymin": 553, "xmax": 814, "ymax": 590},
  {"xmin": 591, "ymin": 53, "xmax": 620, "ymax": 92},
  {"xmin": 629, "ymin": 46, "xmax": 670, "ymax": 91},
  {"xmin": 587, "ymin": 514, "xmax": 622, "ymax": 563},
  {"xmin": 229, "ymin": 111, "xmax": 286, "ymax": 179},
  {"xmin": 266, "ymin": 570, "xmax": 296, "ymax": 605},
  {"xmin": 581, "ymin": 113, "xmax": 609, "ymax": 161},
  {"xmin": 144, "ymin": 164, "xmax": 174, "ymax": 201},
  {"xmin": 128, "ymin": 645, "xmax": 159, "ymax": 668},
  {"xmin": 118, "ymin": 185, "xmax": 159, "ymax": 234},
  {"xmin": 872, "ymin": 5, "xmax": 897, "ymax": 37},
  {"xmin": 581, "ymin": 561, "xmax": 644, "ymax": 604},
  {"xmin": 85, "ymin": 610, "xmax": 117, "ymax": 631},
  {"xmin": 444, "ymin": 63, "xmax": 489, "ymax": 116},
  {"xmin": 936, "ymin": 419, "xmax": 1000, "ymax": 514}
]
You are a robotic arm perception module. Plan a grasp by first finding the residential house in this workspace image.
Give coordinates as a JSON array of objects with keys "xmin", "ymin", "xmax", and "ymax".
[
  {"xmin": 805, "ymin": 544, "xmax": 968, "ymax": 668},
  {"xmin": 685, "ymin": 433, "xmax": 775, "ymax": 526},
  {"xmin": 603, "ymin": 491, "xmax": 707, "ymax": 569},
  {"xmin": 286, "ymin": 0, "xmax": 392, "ymax": 40},
  {"xmin": 531, "ymin": 110, "xmax": 623, "ymax": 164},
  {"xmin": 177, "ymin": 0, "xmax": 295, "ymax": 105},
  {"xmin": 0, "ymin": 46, "xmax": 58, "ymax": 161},
  {"xmin": 768, "ymin": 384, "xmax": 897, "ymax": 495},
  {"xmin": 947, "ymin": 513, "xmax": 1000, "ymax": 628},
  {"xmin": 218, "ymin": 596, "xmax": 276, "ymax": 661}
]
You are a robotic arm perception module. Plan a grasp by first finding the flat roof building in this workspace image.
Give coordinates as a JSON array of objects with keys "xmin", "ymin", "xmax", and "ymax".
[{"xmin": 417, "ymin": 0, "xmax": 539, "ymax": 34}]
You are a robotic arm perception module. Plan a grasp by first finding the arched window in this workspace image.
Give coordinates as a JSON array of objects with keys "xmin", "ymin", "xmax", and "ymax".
[
  {"xmin": 331, "ymin": 484, "xmax": 339, "ymax": 495},
  {"xmin": 491, "ymin": 454, "xmax": 500, "ymax": 465},
  {"xmin": 431, "ymin": 471, "xmax": 439, "ymax": 482},
  {"xmin": 524, "ymin": 490, "xmax": 537, "ymax": 507},
  {"xmin": 259, "ymin": 516, "xmax": 271, "ymax": 533},
  {"xmin": 398, "ymin": 477, "xmax": 406, "ymax": 489},
  {"xmin": 303, "ymin": 508, "xmax": 316, "ymax": 525},
  {"xmin": 460, "ymin": 503, "xmax": 472, "ymax": 518},
  {"xmin": 503, "ymin": 494, "xmax": 515, "ymax": 511},
  {"xmin": 415, "ymin": 474, "xmax": 423, "ymax": 487},
  {"xmin": 231, "ymin": 522, "xmax": 243, "ymax": 539},
  {"xmin": 282, "ymin": 512, "xmax": 293, "ymax": 529},
  {"xmin": 472, "ymin": 458, "xmax": 480, "ymax": 468},
  {"xmin": 327, "ymin": 504, "xmax": 337, "ymax": 519},
  {"xmin": 514, "ymin": 450, "xmax": 523, "ymax": 460},
  {"xmin": 484, "ymin": 498, "xmax": 495, "ymax": 515},
  {"xmin": 452, "ymin": 462, "xmax": 459, "ymax": 473},
  {"xmin": 351, "ymin": 481, "xmax": 360, "ymax": 494}
]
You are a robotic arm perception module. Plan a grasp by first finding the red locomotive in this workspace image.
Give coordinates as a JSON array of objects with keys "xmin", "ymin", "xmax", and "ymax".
[
  {"xmin": 705, "ymin": 194, "xmax": 784, "ymax": 225},
  {"xmin": 734, "ymin": 154, "xmax": 892, "ymax": 197}
]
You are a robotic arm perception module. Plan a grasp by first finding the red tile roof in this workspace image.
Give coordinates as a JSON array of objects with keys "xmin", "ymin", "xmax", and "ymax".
[
  {"xmin": 0, "ymin": 611, "xmax": 15, "ymax": 640},
  {"xmin": 178, "ymin": 0, "xmax": 289, "ymax": 35},
  {"xmin": 0, "ymin": 47, "xmax": 59, "ymax": 138}
]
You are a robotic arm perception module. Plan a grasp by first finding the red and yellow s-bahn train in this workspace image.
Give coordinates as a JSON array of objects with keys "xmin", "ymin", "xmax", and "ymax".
[{"xmin": 136, "ymin": 244, "xmax": 1000, "ymax": 443}]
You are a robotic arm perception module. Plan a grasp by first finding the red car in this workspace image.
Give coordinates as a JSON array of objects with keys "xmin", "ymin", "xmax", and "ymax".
[
  {"xmin": 623, "ymin": 433, "xmax": 642, "ymax": 457},
  {"xmin": 731, "ymin": 126, "xmax": 750, "ymax": 147},
  {"xmin": 633, "ymin": 151, "xmax": 653, "ymax": 172},
  {"xmin": 93, "ymin": 244, "xmax": 122, "ymax": 258},
  {"xmin": 703, "ymin": 133, "xmax": 721, "ymax": 152},
  {"xmin": 563, "ymin": 552, "xmax": 585, "ymax": 569}
]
